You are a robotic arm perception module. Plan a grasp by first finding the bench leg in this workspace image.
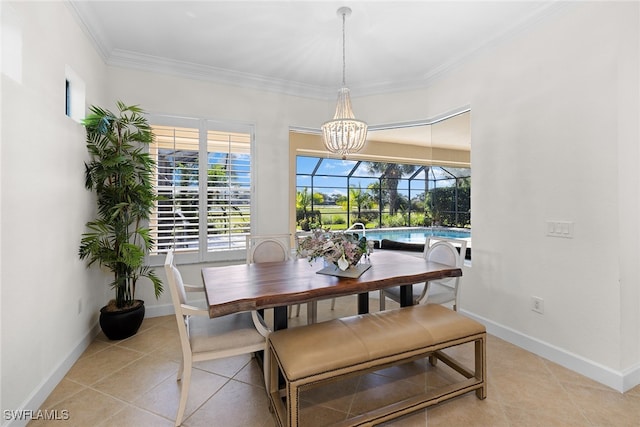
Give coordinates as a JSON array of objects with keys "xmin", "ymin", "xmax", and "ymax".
[
  {"xmin": 268, "ymin": 346, "xmax": 286, "ymax": 427},
  {"xmin": 475, "ymin": 335, "xmax": 487, "ymax": 400},
  {"xmin": 428, "ymin": 354, "xmax": 437, "ymax": 366},
  {"xmin": 268, "ymin": 345, "xmax": 301, "ymax": 427},
  {"xmin": 287, "ymin": 384, "xmax": 299, "ymax": 427}
]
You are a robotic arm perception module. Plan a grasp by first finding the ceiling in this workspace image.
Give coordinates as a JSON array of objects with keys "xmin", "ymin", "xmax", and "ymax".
[
  {"xmin": 66, "ymin": 1, "xmax": 559, "ymax": 150},
  {"xmin": 68, "ymin": 1, "xmax": 558, "ymax": 99}
]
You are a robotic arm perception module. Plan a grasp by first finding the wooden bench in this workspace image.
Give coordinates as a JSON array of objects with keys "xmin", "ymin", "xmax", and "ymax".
[{"xmin": 267, "ymin": 304, "xmax": 486, "ymax": 427}]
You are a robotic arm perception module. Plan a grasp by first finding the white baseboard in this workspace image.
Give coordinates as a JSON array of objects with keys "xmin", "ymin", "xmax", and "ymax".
[
  {"xmin": 460, "ymin": 309, "xmax": 640, "ymax": 393},
  {"xmin": 144, "ymin": 302, "xmax": 174, "ymax": 318},
  {"xmin": 622, "ymin": 361, "xmax": 640, "ymax": 392}
]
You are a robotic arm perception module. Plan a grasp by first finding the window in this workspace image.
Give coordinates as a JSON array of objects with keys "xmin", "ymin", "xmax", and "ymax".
[
  {"xmin": 65, "ymin": 79, "xmax": 70, "ymax": 116},
  {"xmin": 296, "ymin": 157, "xmax": 470, "ymax": 231},
  {"xmin": 149, "ymin": 116, "xmax": 252, "ymax": 263},
  {"xmin": 64, "ymin": 65, "xmax": 85, "ymax": 122}
]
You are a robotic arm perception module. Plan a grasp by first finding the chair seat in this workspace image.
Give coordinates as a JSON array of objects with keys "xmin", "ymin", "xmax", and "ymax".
[
  {"xmin": 380, "ymin": 238, "xmax": 466, "ymax": 312},
  {"xmin": 189, "ymin": 312, "xmax": 266, "ymax": 355},
  {"xmin": 383, "ymin": 282, "xmax": 455, "ymax": 305}
]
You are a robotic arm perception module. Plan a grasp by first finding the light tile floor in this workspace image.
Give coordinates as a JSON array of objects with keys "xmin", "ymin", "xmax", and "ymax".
[{"xmin": 30, "ymin": 297, "xmax": 640, "ymax": 426}]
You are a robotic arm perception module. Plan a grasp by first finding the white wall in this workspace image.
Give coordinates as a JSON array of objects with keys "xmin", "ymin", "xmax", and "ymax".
[
  {"xmin": 360, "ymin": 2, "xmax": 639, "ymax": 388},
  {"xmin": 1, "ymin": 1, "xmax": 639, "ymax": 421},
  {"xmin": 464, "ymin": 2, "xmax": 639, "ymax": 380},
  {"xmin": 1, "ymin": 1, "xmax": 109, "ymax": 421}
]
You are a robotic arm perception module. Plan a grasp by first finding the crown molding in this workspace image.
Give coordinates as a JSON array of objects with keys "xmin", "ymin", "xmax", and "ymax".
[
  {"xmin": 66, "ymin": 0, "xmax": 572, "ymax": 100},
  {"xmin": 106, "ymin": 49, "xmax": 333, "ymax": 100},
  {"xmin": 65, "ymin": 1, "xmax": 110, "ymax": 62}
]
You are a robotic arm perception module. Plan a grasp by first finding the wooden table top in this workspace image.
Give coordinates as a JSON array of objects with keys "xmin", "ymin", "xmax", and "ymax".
[{"xmin": 202, "ymin": 250, "xmax": 462, "ymax": 318}]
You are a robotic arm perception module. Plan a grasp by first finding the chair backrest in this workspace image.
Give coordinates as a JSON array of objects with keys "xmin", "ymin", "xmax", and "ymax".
[
  {"xmin": 246, "ymin": 234, "xmax": 290, "ymax": 264},
  {"xmin": 424, "ymin": 237, "xmax": 467, "ymax": 268},
  {"xmin": 421, "ymin": 238, "xmax": 467, "ymax": 309},
  {"xmin": 164, "ymin": 251, "xmax": 194, "ymax": 353},
  {"xmin": 164, "ymin": 251, "xmax": 188, "ymax": 307}
]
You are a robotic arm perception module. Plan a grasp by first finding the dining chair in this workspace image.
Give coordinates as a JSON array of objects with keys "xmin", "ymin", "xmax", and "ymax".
[
  {"xmin": 379, "ymin": 237, "xmax": 467, "ymax": 311},
  {"xmin": 164, "ymin": 252, "xmax": 270, "ymax": 427},
  {"xmin": 291, "ymin": 231, "xmax": 339, "ymax": 321},
  {"xmin": 246, "ymin": 233, "xmax": 291, "ymax": 264},
  {"xmin": 246, "ymin": 234, "xmax": 304, "ymax": 318}
]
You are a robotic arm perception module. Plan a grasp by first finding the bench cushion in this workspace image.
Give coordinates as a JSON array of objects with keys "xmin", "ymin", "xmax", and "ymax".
[{"xmin": 268, "ymin": 304, "xmax": 485, "ymax": 381}]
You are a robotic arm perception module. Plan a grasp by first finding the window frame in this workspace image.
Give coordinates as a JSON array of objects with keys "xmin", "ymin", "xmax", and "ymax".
[{"xmin": 147, "ymin": 114, "xmax": 255, "ymax": 266}]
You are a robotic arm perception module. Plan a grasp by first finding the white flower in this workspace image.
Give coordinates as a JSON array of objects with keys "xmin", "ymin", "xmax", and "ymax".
[
  {"xmin": 297, "ymin": 229, "xmax": 372, "ymax": 270},
  {"xmin": 337, "ymin": 255, "xmax": 349, "ymax": 271}
]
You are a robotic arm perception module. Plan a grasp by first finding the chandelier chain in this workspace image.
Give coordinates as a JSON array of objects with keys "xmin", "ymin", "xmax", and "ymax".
[{"xmin": 341, "ymin": 10, "xmax": 346, "ymax": 86}]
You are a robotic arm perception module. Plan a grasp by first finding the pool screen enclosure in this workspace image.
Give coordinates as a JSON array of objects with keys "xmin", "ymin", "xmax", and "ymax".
[{"xmin": 296, "ymin": 156, "xmax": 471, "ymax": 231}]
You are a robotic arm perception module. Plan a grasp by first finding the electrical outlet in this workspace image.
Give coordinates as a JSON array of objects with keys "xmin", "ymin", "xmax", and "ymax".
[{"xmin": 531, "ymin": 296, "xmax": 544, "ymax": 314}]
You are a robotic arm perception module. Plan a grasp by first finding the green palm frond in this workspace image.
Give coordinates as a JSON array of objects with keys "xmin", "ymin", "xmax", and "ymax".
[{"xmin": 80, "ymin": 102, "xmax": 161, "ymax": 309}]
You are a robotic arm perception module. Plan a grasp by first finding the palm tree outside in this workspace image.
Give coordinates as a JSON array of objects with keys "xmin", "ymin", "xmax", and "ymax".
[{"xmin": 367, "ymin": 162, "xmax": 417, "ymax": 216}]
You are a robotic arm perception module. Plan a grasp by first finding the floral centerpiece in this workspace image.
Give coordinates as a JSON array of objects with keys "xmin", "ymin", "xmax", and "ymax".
[{"xmin": 298, "ymin": 229, "xmax": 373, "ymax": 271}]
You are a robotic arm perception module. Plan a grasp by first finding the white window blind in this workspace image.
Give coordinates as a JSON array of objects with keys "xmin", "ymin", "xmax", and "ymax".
[
  {"xmin": 149, "ymin": 117, "xmax": 252, "ymax": 261},
  {"xmin": 206, "ymin": 129, "xmax": 251, "ymax": 251}
]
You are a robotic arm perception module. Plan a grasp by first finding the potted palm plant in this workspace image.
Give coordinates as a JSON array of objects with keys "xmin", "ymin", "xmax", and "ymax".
[{"xmin": 79, "ymin": 101, "xmax": 163, "ymax": 340}]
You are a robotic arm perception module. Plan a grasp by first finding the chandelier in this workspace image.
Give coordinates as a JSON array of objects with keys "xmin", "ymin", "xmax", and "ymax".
[{"xmin": 321, "ymin": 6, "xmax": 368, "ymax": 159}]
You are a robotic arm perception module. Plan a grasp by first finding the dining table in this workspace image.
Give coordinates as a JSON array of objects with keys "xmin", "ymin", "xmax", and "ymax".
[{"xmin": 201, "ymin": 250, "xmax": 462, "ymax": 330}]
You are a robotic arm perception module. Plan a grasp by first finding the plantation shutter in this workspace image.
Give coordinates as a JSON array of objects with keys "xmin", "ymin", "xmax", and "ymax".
[
  {"xmin": 150, "ymin": 124, "xmax": 201, "ymax": 253},
  {"xmin": 206, "ymin": 127, "xmax": 251, "ymax": 251},
  {"xmin": 149, "ymin": 117, "xmax": 253, "ymax": 261}
]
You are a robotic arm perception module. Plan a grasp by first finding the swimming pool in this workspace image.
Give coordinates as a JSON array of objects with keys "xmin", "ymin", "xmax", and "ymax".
[{"xmin": 361, "ymin": 227, "xmax": 471, "ymax": 244}]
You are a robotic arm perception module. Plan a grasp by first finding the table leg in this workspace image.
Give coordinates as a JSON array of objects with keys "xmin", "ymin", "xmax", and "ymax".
[
  {"xmin": 400, "ymin": 284, "xmax": 413, "ymax": 307},
  {"xmin": 271, "ymin": 305, "xmax": 289, "ymax": 388},
  {"xmin": 307, "ymin": 301, "xmax": 317, "ymax": 324},
  {"xmin": 273, "ymin": 306, "xmax": 288, "ymax": 331},
  {"xmin": 357, "ymin": 293, "xmax": 369, "ymax": 314}
]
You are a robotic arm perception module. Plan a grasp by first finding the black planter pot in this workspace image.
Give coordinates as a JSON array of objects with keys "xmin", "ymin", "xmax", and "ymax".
[{"xmin": 99, "ymin": 300, "xmax": 145, "ymax": 340}]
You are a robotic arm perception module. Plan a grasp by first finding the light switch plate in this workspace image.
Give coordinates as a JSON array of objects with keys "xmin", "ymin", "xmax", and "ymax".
[{"xmin": 546, "ymin": 221, "xmax": 574, "ymax": 238}]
